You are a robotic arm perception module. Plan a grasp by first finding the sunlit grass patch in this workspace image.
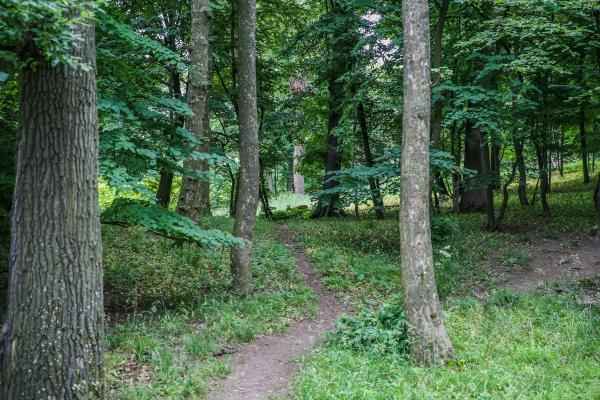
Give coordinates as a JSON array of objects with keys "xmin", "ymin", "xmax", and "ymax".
[{"xmin": 293, "ymin": 294, "xmax": 600, "ymax": 400}]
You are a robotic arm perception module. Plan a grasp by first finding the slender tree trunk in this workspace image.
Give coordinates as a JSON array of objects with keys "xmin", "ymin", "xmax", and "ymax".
[
  {"xmin": 1, "ymin": 10, "xmax": 104, "ymax": 398},
  {"xmin": 580, "ymin": 109, "xmax": 591, "ymax": 184},
  {"xmin": 451, "ymin": 122, "xmax": 462, "ymax": 213},
  {"xmin": 177, "ymin": 0, "xmax": 213, "ymax": 220},
  {"xmin": 293, "ymin": 145, "xmax": 305, "ymax": 195},
  {"xmin": 156, "ymin": 170, "xmax": 174, "ymax": 208},
  {"xmin": 478, "ymin": 129, "xmax": 496, "ymax": 231},
  {"xmin": 513, "ymin": 136, "xmax": 528, "ymax": 205},
  {"xmin": 259, "ymin": 160, "xmax": 273, "ymax": 219},
  {"xmin": 312, "ymin": 1, "xmax": 350, "ymax": 219},
  {"xmin": 312, "ymin": 80, "xmax": 343, "ymax": 218},
  {"xmin": 230, "ymin": 0, "xmax": 260, "ymax": 296},
  {"xmin": 313, "ymin": 72, "xmax": 344, "ymax": 218},
  {"xmin": 579, "ymin": 49, "xmax": 591, "ymax": 184},
  {"xmin": 227, "ymin": 166, "xmax": 237, "ymax": 217},
  {"xmin": 287, "ymin": 149, "xmax": 295, "ymax": 192},
  {"xmin": 558, "ymin": 128, "xmax": 564, "ymax": 177},
  {"xmin": 594, "ymin": 173, "xmax": 600, "ymax": 225},
  {"xmin": 534, "ymin": 140, "xmax": 551, "ymax": 217},
  {"xmin": 430, "ymin": 0, "xmax": 450, "ymax": 195},
  {"xmin": 491, "ymin": 139, "xmax": 501, "ymax": 190},
  {"xmin": 400, "ymin": 0, "xmax": 453, "ymax": 366},
  {"xmin": 460, "ymin": 120, "xmax": 487, "ymax": 211},
  {"xmin": 547, "ymin": 148, "xmax": 552, "ymax": 192},
  {"xmin": 357, "ymin": 102, "xmax": 384, "ymax": 219},
  {"xmin": 156, "ymin": 23, "xmax": 184, "ymax": 208}
]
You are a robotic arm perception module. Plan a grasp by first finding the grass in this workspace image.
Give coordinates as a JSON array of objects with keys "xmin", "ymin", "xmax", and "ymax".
[
  {"xmin": 104, "ymin": 218, "xmax": 316, "ymax": 399},
  {"xmin": 283, "ymin": 169, "xmax": 600, "ymax": 399},
  {"xmin": 293, "ymin": 294, "xmax": 600, "ymax": 399}
]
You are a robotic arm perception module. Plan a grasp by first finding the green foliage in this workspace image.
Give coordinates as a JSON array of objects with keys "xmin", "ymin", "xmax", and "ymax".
[
  {"xmin": 294, "ymin": 295, "xmax": 600, "ymax": 399},
  {"xmin": 101, "ymin": 199, "xmax": 243, "ymax": 248},
  {"xmin": 271, "ymin": 207, "xmax": 311, "ymax": 221},
  {"xmin": 0, "ymin": 0, "xmax": 96, "ymax": 71},
  {"xmin": 104, "ymin": 220, "xmax": 317, "ymax": 398},
  {"xmin": 431, "ymin": 216, "xmax": 457, "ymax": 244},
  {"xmin": 329, "ymin": 303, "xmax": 409, "ymax": 357},
  {"xmin": 313, "ymin": 147, "xmax": 473, "ymax": 213}
]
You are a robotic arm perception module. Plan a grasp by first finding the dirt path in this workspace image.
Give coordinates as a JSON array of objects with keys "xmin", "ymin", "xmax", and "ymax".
[
  {"xmin": 491, "ymin": 233, "xmax": 600, "ymax": 294},
  {"xmin": 209, "ymin": 226, "xmax": 348, "ymax": 400}
]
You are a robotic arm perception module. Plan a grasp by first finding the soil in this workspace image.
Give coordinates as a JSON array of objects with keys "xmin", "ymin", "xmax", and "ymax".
[
  {"xmin": 489, "ymin": 231, "xmax": 600, "ymax": 294},
  {"xmin": 208, "ymin": 226, "xmax": 348, "ymax": 400}
]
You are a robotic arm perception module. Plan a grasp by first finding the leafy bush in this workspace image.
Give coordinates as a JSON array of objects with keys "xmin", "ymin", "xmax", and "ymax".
[
  {"xmin": 328, "ymin": 303, "xmax": 410, "ymax": 357},
  {"xmin": 431, "ymin": 216, "xmax": 457, "ymax": 244}
]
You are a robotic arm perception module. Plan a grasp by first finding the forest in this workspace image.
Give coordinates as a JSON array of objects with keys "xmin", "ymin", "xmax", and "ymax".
[{"xmin": 0, "ymin": 0, "xmax": 599, "ymax": 398}]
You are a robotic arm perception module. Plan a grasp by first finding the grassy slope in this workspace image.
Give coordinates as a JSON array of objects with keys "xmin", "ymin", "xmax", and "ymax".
[
  {"xmin": 104, "ymin": 218, "xmax": 316, "ymax": 399},
  {"xmin": 285, "ymin": 169, "xmax": 600, "ymax": 399}
]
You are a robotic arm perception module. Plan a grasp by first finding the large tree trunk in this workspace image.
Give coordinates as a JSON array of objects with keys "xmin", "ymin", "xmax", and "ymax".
[
  {"xmin": 357, "ymin": 102, "xmax": 384, "ymax": 219},
  {"xmin": 459, "ymin": 120, "xmax": 487, "ymax": 211},
  {"xmin": 400, "ymin": 0, "xmax": 454, "ymax": 366},
  {"xmin": 1, "ymin": 11, "xmax": 104, "ymax": 399},
  {"xmin": 177, "ymin": 0, "xmax": 213, "ymax": 220},
  {"xmin": 230, "ymin": 0, "xmax": 260, "ymax": 296}
]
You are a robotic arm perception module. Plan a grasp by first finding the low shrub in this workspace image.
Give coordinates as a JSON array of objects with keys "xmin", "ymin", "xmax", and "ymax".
[{"xmin": 328, "ymin": 303, "xmax": 409, "ymax": 357}]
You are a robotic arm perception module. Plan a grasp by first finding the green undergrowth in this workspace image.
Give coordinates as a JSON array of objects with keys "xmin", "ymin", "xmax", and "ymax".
[
  {"xmin": 283, "ymin": 215, "xmax": 496, "ymax": 306},
  {"xmin": 285, "ymin": 170, "xmax": 599, "ymax": 399},
  {"xmin": 293, "ymin": 294, "xmax": 600, "ymax": 399},
  {"xmin": 104, "ymin": 218, "xmax": 316, "ymax": 399}
]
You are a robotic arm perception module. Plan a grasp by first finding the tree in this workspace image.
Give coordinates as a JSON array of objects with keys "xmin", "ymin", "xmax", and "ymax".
[
  {"xmin": 312, "ymin": 0, "xmax": 354, "ymax": 219},
  {"xmin": 1, "ymin": 4, "xmax": 104, "ymax": 398},
  {"xmin": 400, "ymin": 0, "xmax": 454, "ymax": 365},
  {"xmin": 230, "ymin": 0, "xmax": 260, "ymax": 295},
  {"xmin": 177, "ymin": 0, "xmax": 213, "ymax": 220}
]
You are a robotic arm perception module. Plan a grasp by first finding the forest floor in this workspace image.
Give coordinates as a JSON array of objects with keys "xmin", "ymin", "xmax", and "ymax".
[
  {"xmin": 208, "ymin": 226, "xmax": 348, "ymax": 399},
  {"xmin": 485, "ymin": 230, "xmax": 600, "ymax": 297},
  {"xmin": 43, "ymin": 166, "xmax": 598, "ymax": 399}
]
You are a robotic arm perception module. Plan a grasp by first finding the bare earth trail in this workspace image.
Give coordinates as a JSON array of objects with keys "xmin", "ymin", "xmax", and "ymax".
[
  {"xmin": 487, "ymin": 232, "xmax": 600, "ymax": 297},
  {"xmin": 209, "ymin": 226, "xmax": 348, "ymax": 400}
]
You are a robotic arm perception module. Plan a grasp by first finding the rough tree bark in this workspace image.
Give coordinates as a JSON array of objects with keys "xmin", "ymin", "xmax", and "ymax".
[
  {"xmin": 400, "ymin": 0, "xmax": 454, "ymax": 366},
  {"xmin": 177, "ymin": 0, "xmax": 213, "ymax": 220},
  {"xmin": 357, "ymin": 102, "xmax": 384, "ymax": 219},
  {"xmin": 1, "ymin": 9, "xmax": 104, "ymax": 399},
  {"xmin": 230, "ymin": 0, "xmax": 260, "ymax": 296}
]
